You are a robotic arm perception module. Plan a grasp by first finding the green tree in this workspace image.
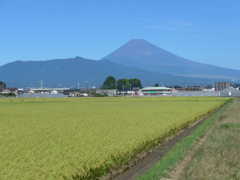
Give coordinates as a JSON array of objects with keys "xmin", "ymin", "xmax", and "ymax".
[
  {"xmin": 129, "ymin": 78, "xmax": 143, "ymax": 89},
  {"xmin": 6, "ymin": 92, "xmax": 16, "ymax": 97},
  {"xmin": 101, "ymin": 76, "xmax": 116, "ymax": 89},
  {"xmin": 154, "ymin": 83, "xmax": 159, "ymax": 87},
  {"xmin": 116, "ymin": 79, "xmax": 130, "ymax": 90},
  {"xmin": 0, "ymin": 81, "xmax": 6, "ymax": 88}
]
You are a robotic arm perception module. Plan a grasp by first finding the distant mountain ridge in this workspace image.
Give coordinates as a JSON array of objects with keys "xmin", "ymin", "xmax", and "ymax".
[
  {"xmin": 1, "ymin": 39, "xmax": 239, "ymax": 88},
  {"xmin": 0, "ymin": 57, "xmax": 214, "ymax": 88},
  {"xmin": 101, "ymin": 39, "xmax": 240, "ymax": 79}
]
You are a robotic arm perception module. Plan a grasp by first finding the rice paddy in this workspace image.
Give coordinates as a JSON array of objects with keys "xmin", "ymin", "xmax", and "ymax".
[{"xmin": 0, "ymin": 97, "xmax": 230, "ymax": 179}]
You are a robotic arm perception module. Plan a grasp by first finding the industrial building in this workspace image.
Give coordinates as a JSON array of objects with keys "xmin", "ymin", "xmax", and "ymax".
[
  {"xmin": 172, "ymin": 91, "xmax": 219, "ymax": 97},
  {"xmin": 138, "ymin": 87, "xmax": 172, "ymax": 96},
  {"xmin": 219, "ymin": 87, "xmax": 240, "ymax": 97}
]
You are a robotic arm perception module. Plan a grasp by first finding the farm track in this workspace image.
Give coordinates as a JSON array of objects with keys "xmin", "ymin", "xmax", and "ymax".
[{"xmin": 113, "ymin": 105, "xmax": 225, "ymax": 180}]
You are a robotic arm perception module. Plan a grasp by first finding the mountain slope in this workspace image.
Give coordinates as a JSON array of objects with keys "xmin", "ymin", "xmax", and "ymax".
[
  {"xmin": 101, "ymin": 39, "xmax": 240, "ymax": 79},
  {"xmin": 0, "ymin": 57, "xmax": 214, "ymax": 88}
]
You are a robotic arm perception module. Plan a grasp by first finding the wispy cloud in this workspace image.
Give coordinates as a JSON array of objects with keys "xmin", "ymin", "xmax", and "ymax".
[
  {"xmin": 143, "ymin": 19, "xmax": 195, "ymax": 31},
  {"xmin": 143, "ymin": 20, "xmax": 239, "ymax": 35},
  {"xmin": 167, "ymin": 20, "xmax": 195, "ymax": 27},
  {"xmin": 134, "ymin": 18, "xmax": 240, "ymax": 35}
]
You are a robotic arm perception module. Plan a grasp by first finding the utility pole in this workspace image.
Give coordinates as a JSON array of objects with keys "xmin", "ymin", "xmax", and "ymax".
[{"xmin": 40, "ymin": 80, "xmax": 43, "ymax": 89}]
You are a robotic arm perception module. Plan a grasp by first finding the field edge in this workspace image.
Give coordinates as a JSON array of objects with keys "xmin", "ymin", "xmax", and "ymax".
[
  {"xmin": 136, "ymin": 98, "xmax": 233, "ymax": 180},
  {"xmin": 94, "ymin": 98, "xmax": 232, "ymax": 180}
]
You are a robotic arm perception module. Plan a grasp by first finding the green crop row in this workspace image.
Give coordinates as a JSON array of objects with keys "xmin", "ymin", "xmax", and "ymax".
[{"xmin": 0, "ymin": 97, "xmax": 230, "ymax": 179}]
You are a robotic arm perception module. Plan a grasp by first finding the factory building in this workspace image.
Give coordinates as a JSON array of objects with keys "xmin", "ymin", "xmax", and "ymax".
[{"xmin": 138, "ymin": 87, "xmax": 172, "ymax": 96}]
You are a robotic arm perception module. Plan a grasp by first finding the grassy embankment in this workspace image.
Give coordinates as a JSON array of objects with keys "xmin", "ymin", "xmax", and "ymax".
[
  {"xmin": 178, "ymin": 98, "xmax": 240, "ymax": 180},
  {"xmin": 0, "ymin": 97, "xmax": 230, "ymax": 179},
  {"xmin": 138, "ymin": 98, "xmax": 238, "ymax": 180}
]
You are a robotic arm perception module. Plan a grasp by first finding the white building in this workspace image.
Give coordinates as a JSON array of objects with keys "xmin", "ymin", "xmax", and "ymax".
[{"xmin": 138, "ymin": 87, "xmax": 172, "ymax": 96}]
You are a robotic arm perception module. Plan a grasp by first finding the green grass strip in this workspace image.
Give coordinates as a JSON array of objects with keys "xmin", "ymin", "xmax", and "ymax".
[{"xmin": 137, "ymin": 99, "xmax": 233, "ymax": 180}]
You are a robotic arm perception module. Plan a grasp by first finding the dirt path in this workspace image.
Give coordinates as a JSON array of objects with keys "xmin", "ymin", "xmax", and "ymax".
[
  {"xmin": 161, "ymin": 117, "xmax": 219, "ymax": 180},
  {"xmin": 113, "ymin": 109, "xmax": 220, "ymax": 180}
]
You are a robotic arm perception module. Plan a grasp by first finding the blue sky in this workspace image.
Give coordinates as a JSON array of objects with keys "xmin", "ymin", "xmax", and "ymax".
[{"xmin": 1, "ymin": 0, "xmax": 240, "ymax": 69}]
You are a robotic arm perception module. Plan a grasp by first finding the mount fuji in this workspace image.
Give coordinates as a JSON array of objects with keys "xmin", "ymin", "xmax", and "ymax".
[{"xmin": 101, "ymin": 39, "xmax": 240, "ymax": 79}]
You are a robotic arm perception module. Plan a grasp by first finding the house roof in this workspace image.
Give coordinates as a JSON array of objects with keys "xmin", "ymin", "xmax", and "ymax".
[
  {"xmin": 140, "ymin": 87, "xmax": 171, "ymax": 90},
  {"xmin": 1, "ymin": 88, "xmax": 18, "ymax": 91},
  {"xmin": 18, "ymin": 93, "xmax": 67, "ymax": 98}
]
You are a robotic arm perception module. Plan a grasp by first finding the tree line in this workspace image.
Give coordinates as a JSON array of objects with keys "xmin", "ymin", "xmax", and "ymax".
[
  {"xmin": 101, "ymin": 76, "xmax": 143, "ymax": 90},
  {"xmin": 0, "ymin": 81, "xmax": 6, "ymax": 88}
]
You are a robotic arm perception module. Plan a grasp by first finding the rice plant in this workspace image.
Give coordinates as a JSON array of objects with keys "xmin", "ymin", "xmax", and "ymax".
[{"xmin": 0, "ymin": 97, "xmax": 230, "ymax": 179}]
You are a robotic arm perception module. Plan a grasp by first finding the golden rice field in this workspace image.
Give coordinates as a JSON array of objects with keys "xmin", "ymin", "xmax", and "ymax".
[{"xmin": 0, "ymin": 97, "xmax": 230, "ymax": 179}]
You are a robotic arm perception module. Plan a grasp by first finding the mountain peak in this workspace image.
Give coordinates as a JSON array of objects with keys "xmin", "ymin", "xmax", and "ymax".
[
  {"xmin": 123, "ymin": 39, "xmax": 160, "ymax": 52},
  {"xmin": 121, "ymin": 39, "xmax": 158, "ymax": 48},
  {"xmin": 101, "ymin": 39, "xmax": 164, "ymax": 62},
  {"xmin": 101, "ymin": 39, "xmax": 181, "ymax": 67},
  {"xmin": 128, "ymin": 39, "xmax": 148, "ymax": 43},
  {"xmin": 101, "ymin": 39, "xmax": 240, "ymax": 79}
]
